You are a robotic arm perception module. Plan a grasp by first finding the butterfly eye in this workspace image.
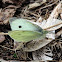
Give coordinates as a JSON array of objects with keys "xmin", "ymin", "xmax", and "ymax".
[{"xmin": 19, "ymin": 26, "xmax": 22, "ymax": 28}]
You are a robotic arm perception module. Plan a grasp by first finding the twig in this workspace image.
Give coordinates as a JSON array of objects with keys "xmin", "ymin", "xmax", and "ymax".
[
  {"xmin": 40, "ymin": 0, "xmax": 58, "ymax": 10},
  {"xmin": 28, "ymin": 0, "xmax": 46, "ymax": 9},
  {"xmin": 0, "ymin": 32, "xmax": 8, "ymax": 35},
  {"xmin": 43, "ymin": 22, "xmax": 62, "ymax": 30}
]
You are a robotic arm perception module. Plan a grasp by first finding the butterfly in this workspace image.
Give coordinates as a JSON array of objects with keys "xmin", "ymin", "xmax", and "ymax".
[{"xmin": 8, "ymin": 17, "xmax": 48, "ymax": 42}]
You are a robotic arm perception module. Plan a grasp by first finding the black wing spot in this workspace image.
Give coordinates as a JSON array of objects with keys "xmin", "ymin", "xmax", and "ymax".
[{"xmin": 19, "ymin": 26, "xmax": 22, "ymax": 28}]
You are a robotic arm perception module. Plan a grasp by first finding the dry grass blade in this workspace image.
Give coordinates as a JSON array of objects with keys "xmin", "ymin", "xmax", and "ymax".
[
  {"xmin": 0, "ymin": 32, "xmax": 8, "ymax": 35},
  {"xmin": 43, "ymin": 22, "xmax": 62, "ymax": 30}
]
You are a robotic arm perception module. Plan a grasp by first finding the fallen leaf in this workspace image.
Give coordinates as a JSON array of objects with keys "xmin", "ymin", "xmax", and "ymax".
[
  {"xmin": 41, "ymin": 18, "xmax": 62, "ymax": 31},
  {"xmin": 0, "ymin": 5, "xmax": 18, "ymax": 24},
  {"xmin": 22, "ymin": 38, "xmax": 52, "ymax": 52},
  {"xmin": 35, "ymin": 1, "xmax": 62, "ymax": 31}
]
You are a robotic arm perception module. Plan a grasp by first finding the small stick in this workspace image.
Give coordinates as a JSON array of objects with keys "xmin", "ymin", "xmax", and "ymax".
[
  {"xmin": 0, "ymin": 32, "xmax": 8, "ymax": 35},
  {"xmin": 43, "ymin": 22, "xmax": 62, "ymax": 30}
]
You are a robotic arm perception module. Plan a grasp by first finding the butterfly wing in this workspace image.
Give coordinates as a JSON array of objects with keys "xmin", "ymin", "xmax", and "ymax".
[
  {"xmin": 9, "ymin": 18, "xmax": 48, "ymax": 42},
  {"xmin": 8, "ymin": 30, "xmax": 42, "ymax": 42},
  {"xmin": 9, "ymin": 17, "xmax": 42, "ymax": 33}
]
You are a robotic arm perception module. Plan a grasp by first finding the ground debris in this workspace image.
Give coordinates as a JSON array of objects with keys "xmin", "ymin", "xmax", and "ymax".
[
  {"xmin": 2, "ymin": 0, "xmax": 26, "ymax": 6},
  {"xmin": 0, "ymin": 5, "xmax": 18, "ymax": 24}
]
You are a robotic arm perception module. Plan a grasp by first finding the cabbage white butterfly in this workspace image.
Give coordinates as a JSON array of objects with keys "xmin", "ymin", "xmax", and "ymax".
[{"xmin": 8, "ymin": 17, "xmax": 48, "ymax": 42}]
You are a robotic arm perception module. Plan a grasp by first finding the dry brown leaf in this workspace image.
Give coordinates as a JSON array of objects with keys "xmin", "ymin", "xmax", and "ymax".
[
  {"xmin": 0, "ymin": 5, "xmax": 18, "ymax": 24},
  {"xmin": 28, "ymin": 0, "xmax": 46, "ymax": 9},
  {"xmin": 0, "ymin": 35, "xmax": 5, "ymax": 43},
  {"xmin": 22, "ymin": 38, "xmax": 52, "ymax": 52}
]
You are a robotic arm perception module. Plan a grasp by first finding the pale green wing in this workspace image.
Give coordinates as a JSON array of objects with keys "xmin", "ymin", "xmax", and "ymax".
[
  {"xmin": 9, "ymin": 17, "xmax": 42, "ymax": 32},
  {"xmin": 8, "ymin": 30, "xmax": 42, "ymax": 42}
]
